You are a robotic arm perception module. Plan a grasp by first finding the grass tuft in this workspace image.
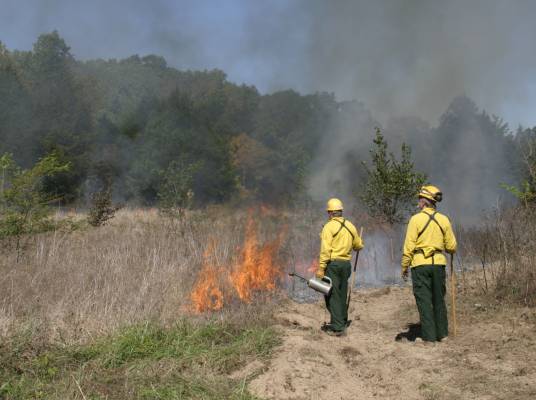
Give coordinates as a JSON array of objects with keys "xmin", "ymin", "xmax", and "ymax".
[{"xmin": 0, "ymin": 319, "xmax": 280, "ymax": 399}]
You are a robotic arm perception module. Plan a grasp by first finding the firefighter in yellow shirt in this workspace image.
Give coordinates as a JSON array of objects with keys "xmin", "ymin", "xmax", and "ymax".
[
  {"xmin": 402, "ymin": 185, "xmax": 457, "ymax": 342},
  {"xmin": 316, "ymin": 198, "xmax": 364, "ymax": 336}
]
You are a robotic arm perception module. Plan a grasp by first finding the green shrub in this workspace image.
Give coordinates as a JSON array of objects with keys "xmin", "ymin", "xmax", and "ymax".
[
  {"xmin": 0, "ymin": 153, "xmax": 70, "ymax": 259},
  {"xmin": 360, "ymin": 128, "xmax": 426, "ymax": 224}
]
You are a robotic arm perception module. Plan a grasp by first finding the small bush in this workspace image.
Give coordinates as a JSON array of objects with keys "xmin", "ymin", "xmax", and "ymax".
[
  {"xmin": 0, "ymin": 153, "xmax": 70, "ymax": 260},
  {"xmin": 87, "ymin": 187, "xmax": 121, "ymax": 227},
  {"xmin": 157, "ymin": 159, "xmax": 198, "ymax": 219}
]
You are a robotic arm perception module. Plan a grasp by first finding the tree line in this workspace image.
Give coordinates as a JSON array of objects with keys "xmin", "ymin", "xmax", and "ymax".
[{"xmin": 0, "ymin": 31, "xmax": 533, "ymax": 216}]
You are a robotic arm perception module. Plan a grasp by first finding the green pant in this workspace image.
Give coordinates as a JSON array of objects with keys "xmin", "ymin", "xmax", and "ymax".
[
  {"xmin": 324, "ymin": 260, "xmax": 352, "ymax": 331},
  {"xmin": 411, "ymin": 265, "xmax": 448, "ymax": 341}
]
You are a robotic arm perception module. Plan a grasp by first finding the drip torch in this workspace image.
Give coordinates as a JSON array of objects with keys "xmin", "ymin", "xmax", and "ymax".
[{"xmin": 288, "ymin": 272, "xmax": 332, "ymax": 296}]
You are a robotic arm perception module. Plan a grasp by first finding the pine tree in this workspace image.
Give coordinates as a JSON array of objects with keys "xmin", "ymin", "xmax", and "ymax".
[{"xmin": 360, "ymin": 128, "xmax": 426, "ymax": 224}]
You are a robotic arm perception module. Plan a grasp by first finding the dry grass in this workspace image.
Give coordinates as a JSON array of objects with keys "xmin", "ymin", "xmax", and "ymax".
[
  {"xmin": 0, "ymin": 206, "xmax": 296, "ymax": 398},
  {"xmin": 0, "ymin": 207, "xmax": 293, "ymax": 343},
  {"xmin": 458, "ymin": 205, "xmax": 536, "ymax": 307},
  {"xmin": 3, "ymin": 201, "xmax": 532, "ymax": 347},
  {"xmin": 2, "ymin": 203, "xmax": 535, "ymax": 399}
]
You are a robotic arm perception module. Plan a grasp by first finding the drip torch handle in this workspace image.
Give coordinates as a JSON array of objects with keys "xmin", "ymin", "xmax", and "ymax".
[{"xmin": 353, "ymin": 250, "xmax": 360, "ymax": 272}]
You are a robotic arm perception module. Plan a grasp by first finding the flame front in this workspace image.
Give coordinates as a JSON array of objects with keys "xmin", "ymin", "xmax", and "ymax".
[
  {"xmin": 231, "ymin": 215, "xmax": 283, "ymax": 303},
  {"xmin": 190, "ymin": 212, "xmax": 284, "ymax": 312},
  {"xmin": 190, "ymin": 243, "xmax": 224, "ymax": 313}
]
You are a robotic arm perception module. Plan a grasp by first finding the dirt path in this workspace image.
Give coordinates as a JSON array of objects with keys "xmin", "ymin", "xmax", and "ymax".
[{"xmin": 248, "ymin": 286, "xmax": 536, "ymax": 400}]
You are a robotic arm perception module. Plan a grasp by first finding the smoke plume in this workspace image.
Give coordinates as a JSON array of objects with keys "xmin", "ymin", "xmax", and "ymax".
[
  {"xmin": 3, "ymin": 1, "xmax": 536, "ymax": 125},
  {"xmin": 2, "ymin": 0, "xmax": 533, "ymax": 219}
]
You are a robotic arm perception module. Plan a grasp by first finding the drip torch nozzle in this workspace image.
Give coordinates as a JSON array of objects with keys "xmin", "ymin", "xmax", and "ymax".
[
  {"xmin": 288, "ymin": 272, "xmax": 308, "ymax": 282},
  {"xmin": 288, "ymin": 272, "xmax": 333, "ymax": 295}
]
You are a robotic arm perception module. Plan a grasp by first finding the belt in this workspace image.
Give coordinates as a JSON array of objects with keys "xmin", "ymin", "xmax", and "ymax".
[
  {"xmin": 414, "ymin": 249, "xmax": 443, "ymax": 255},
  {"xmin": 328, "ymin": 258, "xmax": 350, "ymax": 263},
  {"xmin": 413, "ymin": 249, "xmax": 443, "ymax": 265}
]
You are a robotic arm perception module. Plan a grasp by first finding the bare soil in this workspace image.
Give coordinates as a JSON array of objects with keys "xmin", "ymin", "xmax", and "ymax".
[{"xmin": 247, "ymin": 285, "xmax": 536, "ymax": 400}]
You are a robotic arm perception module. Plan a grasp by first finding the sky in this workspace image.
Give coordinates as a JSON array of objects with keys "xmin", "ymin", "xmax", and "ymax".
[{"xmin": 2, "ymin": 0, "xmax": 536, "ymax": 128}]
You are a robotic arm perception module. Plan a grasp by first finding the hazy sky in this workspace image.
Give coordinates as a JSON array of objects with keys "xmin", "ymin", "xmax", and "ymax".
[{"xmin": 2, "ymin": 0, "xmax": 536, "ymax": 127}]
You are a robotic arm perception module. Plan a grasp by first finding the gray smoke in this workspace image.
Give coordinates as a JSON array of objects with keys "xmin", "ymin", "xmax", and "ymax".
[
  {"xmin": 4, "ymin": 1, "xmax": 536, "ymax": 126},
  {"xmin": 306, "ymin": 100, "xmax": 377, "ymax": 205},
  {"xmin": 2, "ymin": 0, "xmax": 534, "ymax": 219},
  {"xmin": 294, "ymin": 0, "xmax": 536, "ymax": 127},
  {"xmin": 296, "ymin": 1, "xmax": 529, "ymax": 220}
]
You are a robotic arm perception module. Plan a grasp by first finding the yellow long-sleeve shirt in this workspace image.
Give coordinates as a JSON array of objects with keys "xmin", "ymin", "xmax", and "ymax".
[
  {"xmin": 401, "ymin": 207, "xmax": 457, "ymax": 272},
  {"xmin": 319, "ymin": 217, "xmax": 364, "ymax": 271}
]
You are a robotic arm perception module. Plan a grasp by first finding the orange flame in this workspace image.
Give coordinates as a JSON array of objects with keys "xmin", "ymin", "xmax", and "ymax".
[
  {"xmin": 307, "ymin": 259, "xmax": 318, "ymax": 274},
  {"xmin": 190, "ymin": 211, "xmax": 285, "ymax": 312},
  {"xmin": 231, "ymin": 214, "xmax": 284, "ymax": 303},
  {"xmin": 291, "ymin": 259, "xmax": 318, "ymax": 280},
  {"xmin": 190, "ymin": 242, "xmax": 224, "ymax": 313}
]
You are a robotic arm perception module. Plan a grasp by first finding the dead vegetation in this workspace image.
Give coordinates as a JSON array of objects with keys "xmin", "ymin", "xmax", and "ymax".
[
  {"xmin": 458, "ymin": 205, "xmax": 536, "ymax": 306},
  {"xmin": 0, "ymin": 207, "xmax": 294, "ymax": 399},
  {"xmin": 0, "ymin": 207, "xmax": 291, "ymax": 343},
  {"xmin": 1, "ymin": 204, "xmax": 535, "ymax": 399}
]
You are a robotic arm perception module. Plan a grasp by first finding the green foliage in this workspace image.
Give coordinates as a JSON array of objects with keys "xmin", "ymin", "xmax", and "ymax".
[
  {"xmin": 0, "ymin": 153, "xmax": 70, "ymax": 258},
  {"xmin": 6, "ymin": 32, "xmax": 334, "ymax": 207},
  {"xmin": 0, "ymin": 320, "xmax": 279, "ymax": 399},
  {"xmin": 0, "ymin": 32, "xmax": 336, "ymax": 207},
  {"xmin": 0, "ymin": 33, "xmax": 524, "ymax": 211},
  {"xmin": 157, "ymin": 159, "xmax": 199, "ymax": 218},
  {"xmin": 501, "ymin": 182, "xmax": 536, "ymax": 208},
  {"xmin": 360, "ymin": 128, "xmax": 426, "ymax": 224},
  {"xmin": 507, "ymin": 127, "xmax": 536, "ymax": 207}
]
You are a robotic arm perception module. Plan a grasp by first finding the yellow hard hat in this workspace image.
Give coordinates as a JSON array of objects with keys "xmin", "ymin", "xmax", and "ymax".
[
  {"xmin": 326, "ymin": 198, "xmax": 344, "ymax": 211},
  {"xmin": 418, "ymin": 185, "xmax": 442, "ymax": 203}
]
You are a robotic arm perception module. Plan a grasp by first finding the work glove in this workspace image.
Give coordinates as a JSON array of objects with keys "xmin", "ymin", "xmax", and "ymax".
[
  {"xmin": 316, "ymin": 268, "xmax": 325, "ymax": 280},
  {"xmin": 401, "ymin": 268, "xmax": 409, "ymax": 282}
]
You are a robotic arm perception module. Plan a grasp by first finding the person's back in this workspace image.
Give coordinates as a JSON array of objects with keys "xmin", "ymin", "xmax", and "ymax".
[
  {"xmin": 319, "ymin": 217, "xmax": 362, "ymax": 267},
  {"xmin": 401, "ymin": 185, "xmax": 457, "ymax": 343},
  {"xmin": 402, "ymin": 207, "xmax": 456, "ymax": 269},
  {"xmin": 316, "ymin": 198, "xmax": 364, "ymax": 336}
]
